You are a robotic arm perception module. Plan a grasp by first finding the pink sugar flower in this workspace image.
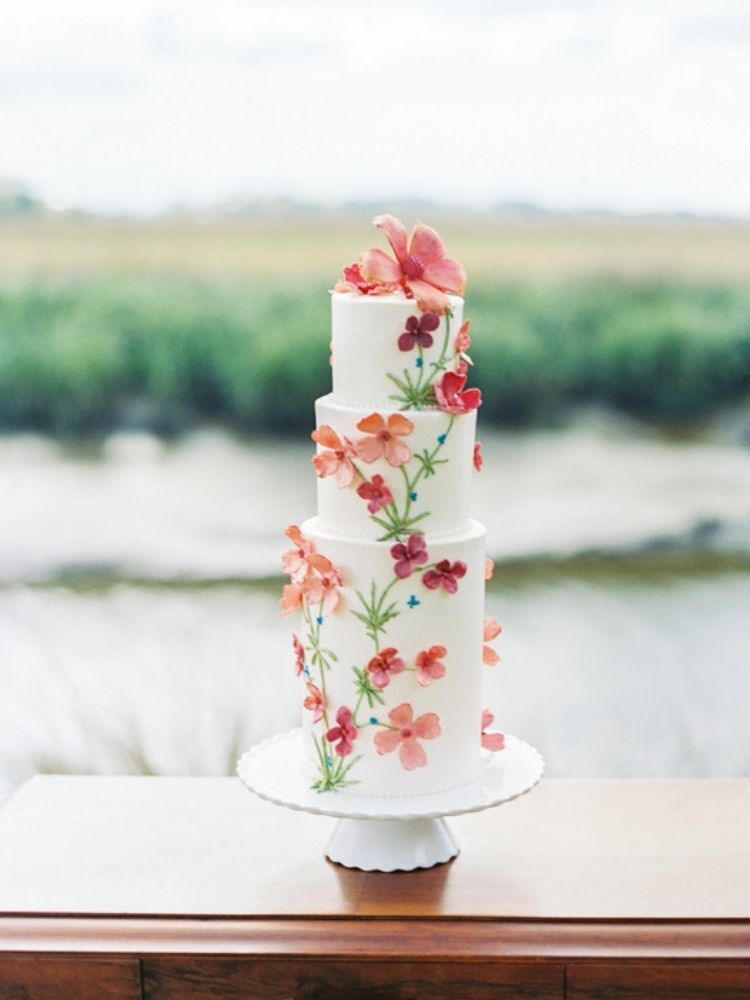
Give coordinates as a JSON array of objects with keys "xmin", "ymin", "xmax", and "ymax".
[
  {"xmin": 359, "ymin": 215, "xmax": 466, "ymax": 314},
  {"xmin": 303, "ymin": 682, "xmax": 325, "ymax": 723},
  {"xmin": 280, "ymin": 582, "xmax": 303, "ymax": 617},
  {"xmin": 398, "ymin": 312, "xmax": 440, "ymax": 352},
  {"xmin": 455, "ymin": 319, "xmax": 473, "ymax": 366},
  {"xmin": 481, "ymin": 709, "xmax": 505, "ymax": 752},
  {"xmin": 301, "ymin": 564, "xmax": 343, "ymax": 616},
  {"xmin": 311, "ymin": 425, "xmax": 360, "ymax": 489},
  {"xmin": 334, "ymin": 261, "xmax": 392, "ymax": 296},
  {"xmin": 422, "ymin": 558, "xmax": 467, "ymax": 594},
  {"xmin": 414, "ymin": 644, "xmax": 447, "ymax": 686},
  {"xmin": 292, "ymin": 633, "xmax": 305, "ymax": 675},
  {"xmin": 326, "ymin": 705, "xmax": 358, "ymax": 757},
  {"xmin": 390, "ymin": 533, "xmax": 429, "ymax": 579},
  {"xmin": 355, "ymin": 412, "xmax": 414, "ymax": 468},
  {"xmin": 366, "ymin": 646, "xmax": 406, "ymax": 690},
  {"xmin": 473, "ymin": 441, "xmax": 484, "ymax": 472},
  {"xmin": 374, "ymin": 703, "xmax": 441, "ymax": 770},
  {"xmin": 485, "ymin": 558, "xmax": 495, "ymax": 581},
  {"xmin": 434, "ymin": 370, "xmax": 482, "ymax": 415},
  {"xmin": 281, "ymin": 524, "xmax": 331, "ymax": 582},
  {"xmin": 483, "ymin": 617, "xmax": 502, "ymax": 666},
  {"xmin": 356, "ymin": 474, "xmax": 394, "ymax": 514}
]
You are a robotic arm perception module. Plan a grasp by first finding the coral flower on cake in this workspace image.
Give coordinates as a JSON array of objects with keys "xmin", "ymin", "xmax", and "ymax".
[
  {"xmin": 390, "ymin": 533, "xmax": 429, "ymax": 579},
  {"xmin": 374, "ymin": 703, "xmax": 441, "ymax": 770},
  {"xmin": 280, "ymin": 582, "xmax": 304, "ymax": 617},
  {"xmin": 434, "ymin": 370, "xmax": 482, "ymax": 415},
  {"xmin": 422, "ymin": 558, "xmax": 467, "ymax": 594},
  {"xmin": 334, "ymin": 262, "xmax": 392, "ymax": 296},
  {"xmin": 482, "ymin": 617, "xmax": 502, "ymax": 666},
  {"xmin": 366, "ymin": 647, "xmax": 406, "ymax": 690},
  {"xmin": 473, "ymin": 441, "xmax": 484, "ymax": 472},
  {"xmin": 414, "ymin": 645, "xmax": 447, "ymax": 686},
  {"xmin": 292, "ymin": 633, "xmax": 306, "ymax": 675},
  {"xmin": 481, "ymin": 709, "xmax": 505, "ymax": 752},
  {"xmin": 359, "ymin": 215, "xmax": 466, "ymax": 314},
  {"xmin": 354, "ymin": 412, "xmax": 414, "ymax": 467},
  {"xmin": 301, "ymin": 564, "xmax": 343, "ymax": 616},
  {"xmin": 484, "ymin": 558, "xmax": 495, "ymax": 581},
  {"xmin": 326, "ymin": 706, "xmax": 358, "ymax": 757},
  {"xmin": 281, "ymin": 525, "xmax": 331, "ymax": 583},
  {"xmin": 356, "ymin": 474, "xmax": 394, "ymax": 514},
  {"xmin": 398, "ymin": 312, "xmax": 440, "ymax": 352},
  {"xmin": 303, "ymin": 682, "xmax": 325, "ymax": 723},
  {"xmin": 311, "ymin": 425, "xmax": 360, "ymax": 488},
  {"xmin": 455, "ymin": 319, "xmax": 473, "ymax": 367}
]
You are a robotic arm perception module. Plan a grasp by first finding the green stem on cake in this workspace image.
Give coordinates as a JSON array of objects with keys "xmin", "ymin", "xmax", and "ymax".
[{"xmin": 387, "ymin": 308, "xmax": 454, "ymax": 411}]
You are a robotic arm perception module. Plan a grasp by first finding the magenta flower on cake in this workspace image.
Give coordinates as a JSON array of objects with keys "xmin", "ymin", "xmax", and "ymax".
[
  {"xmin": 482, "ymin": 617, "xmax": 502, "ymax": 666},
  {"xmin": 303, "ymin": 682, "xmax": 325, "ymax": 723},
  {"xmin": 434, "ymin": 371, "xmax": 482, "ymax": 415},
  {"xmin": 359, "ymin": 215, "xmax": 466, "ymax": 314},
  {"xmin": 366, "ymin": 647, "xmax": 406, "ymax": 690},
  {"xmin": 292, "ymin": 633, "xmax": 306, "ymax": 675},
  {"xmin": 481, "ymin": 709, "xmax": 505, "ymax": 752},
  {"xmin": 356, "ymin": 474, "xmax": 394, "ymax": 514},
  {"xmin": 398, "ymin": 312, "xmax": 440, "ymax": 352},
  {"xmin": 326, "ymin": 706, "xmax": 358, "ymax": 757},
  {"xmin": 390, "ymin": 533, "xmax": 429, "ymax": 579},
  {"xmin": 422, "ymin": 558, "xmax": 467, "ymax": 594},
  {"xmin": 414, "ymin": 645, "xmax": 447, "ymax": 686},
  {"xmin": 311, "ymin": 425, "xmax": 360, "ymax": 488},
  {"xmin": 374, "ymin": 703, "xmax": 441, "ymax": 770},
  {"xmin": 354, "ymin": 412, "xmax": 414, "ymax": 467},
  {"xmin": 473, "ymin": 441, "xmax": 484, "ymax": 472}
]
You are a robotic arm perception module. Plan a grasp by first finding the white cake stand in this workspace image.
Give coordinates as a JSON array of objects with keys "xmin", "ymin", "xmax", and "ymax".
[{"xmin": 237, "ymin": 728, "xmax": 544, "ymax": 872}]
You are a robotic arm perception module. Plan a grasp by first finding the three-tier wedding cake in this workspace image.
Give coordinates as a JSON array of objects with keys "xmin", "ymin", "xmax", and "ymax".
[{"xmin": 281, "ymin": 215, "xmax": 504, "ymax": 796}]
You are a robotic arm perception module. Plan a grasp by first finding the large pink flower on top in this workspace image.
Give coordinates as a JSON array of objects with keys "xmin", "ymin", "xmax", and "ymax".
[
  {"xmin": 311, "ymin": 425, "xmax": 360, "ymax": 489},
  {"xmin": 374, "ymin": 703, "xmax": 441, "ymax": 770},
  {"xmin": 434, "ymin": 371, "xmax": 482, "ymax": 415},
  {"xmin": 326, "ymin": 706, "xmax": 358, "ymax": 757},
  {"xmin": 359, "ymin": 215, "xmax": 466, "ymax": 314},
  {"xmin": 355, "ymin": 412, "xmax": 414, "ymax": 467}
]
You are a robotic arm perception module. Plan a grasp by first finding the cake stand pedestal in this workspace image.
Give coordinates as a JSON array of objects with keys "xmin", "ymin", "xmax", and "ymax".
[{"xmin": 237, "ymin": 729, "xmax": 544, "ymax": 872}]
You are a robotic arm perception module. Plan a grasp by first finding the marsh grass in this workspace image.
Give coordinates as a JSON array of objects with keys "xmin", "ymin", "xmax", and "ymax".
[{"xmin": 1, "ymin": 277, "xmax": 749, "ymax": 435}]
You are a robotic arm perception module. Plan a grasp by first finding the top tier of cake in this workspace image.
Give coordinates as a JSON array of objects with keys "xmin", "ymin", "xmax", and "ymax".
[{"xmin": 331, "ymin": 292, "xmax": 464, "ymax": 409}]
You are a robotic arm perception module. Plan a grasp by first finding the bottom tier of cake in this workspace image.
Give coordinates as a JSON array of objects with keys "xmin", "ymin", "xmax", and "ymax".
[{"xmin": 294, "ymin": 518, "xmax": 487, "ymax": 796}]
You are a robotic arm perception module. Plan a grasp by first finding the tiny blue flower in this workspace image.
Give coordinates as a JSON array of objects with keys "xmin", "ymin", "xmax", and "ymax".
[
  {"xmin": 437, "ymin": 433, "xmax": 447, "ymax": 444},
  {"xmin": 415, "ymin": 357, "xmax": 423, "ymax": 368},
  {"xmin": 325, "ymin": 755, "xmax": 332, "ymax": 767},
  {"xmin": 369, "ymin": 716, "xmax": 378, "ymax": 725},
  {"xmin": 406, "ymin": 594, "xmax": 421, "ymax": 609},
  {"xmin": 316, "ymin": 615, "xmax": 323, "ymax": 625},
  {"xmin": 410, "ymin": 491, "xmax": 418, "ymax": 501}
]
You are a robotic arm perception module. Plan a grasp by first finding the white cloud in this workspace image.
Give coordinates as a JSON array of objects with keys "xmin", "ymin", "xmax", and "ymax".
[{"xmin": 1, "ymin": 0, "xmax": 748, "ymax": 214}]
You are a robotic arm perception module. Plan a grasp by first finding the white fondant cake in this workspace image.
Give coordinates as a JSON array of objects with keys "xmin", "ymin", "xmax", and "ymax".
[{"xmin": 281, "ymin": 215, "xmax": 504, "ymax": 795}]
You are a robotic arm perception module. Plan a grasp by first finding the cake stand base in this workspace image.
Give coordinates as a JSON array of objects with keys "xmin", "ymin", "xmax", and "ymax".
[
  {"xmin": 238, "ymin": 728, "xmax": 544, "ymax": 873},
  {"xmin": 326, "ymin": 816, "xmax": 459, "ymax": 871}
]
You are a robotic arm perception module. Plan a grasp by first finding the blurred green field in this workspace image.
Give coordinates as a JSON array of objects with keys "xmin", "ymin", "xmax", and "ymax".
[{"xmin": 1, "ymin": 215, "xmax": 749, "ymax": 435}]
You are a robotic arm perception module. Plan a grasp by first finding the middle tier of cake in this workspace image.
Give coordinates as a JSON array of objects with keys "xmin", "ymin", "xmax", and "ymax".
[{"xmin": 314, "ymin": 394, "xmax": 477, "ymax": 540}]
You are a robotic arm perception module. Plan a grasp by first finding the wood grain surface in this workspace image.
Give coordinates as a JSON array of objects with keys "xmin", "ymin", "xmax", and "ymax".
[
  {"xmin": 0, "ymin": 775, "xmax": 748, "ymax": 921},
  {"xmin": 568, "ymin": 962, "xmax": 750, "ymax": 999},
  {"xmin": 0, "ymin": 956, "xmax": 141, "ymax": 999}
]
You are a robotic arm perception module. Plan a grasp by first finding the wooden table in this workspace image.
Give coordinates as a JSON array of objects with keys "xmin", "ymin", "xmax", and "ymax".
[{"xmin": 0, "ymin": 775, "xmax": 748, "ymax": 999}]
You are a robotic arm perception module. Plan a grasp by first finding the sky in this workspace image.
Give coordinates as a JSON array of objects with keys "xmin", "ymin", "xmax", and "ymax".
[{"xmin": 2, "ymin": 0, "xmax": 749, "ymax": 216}]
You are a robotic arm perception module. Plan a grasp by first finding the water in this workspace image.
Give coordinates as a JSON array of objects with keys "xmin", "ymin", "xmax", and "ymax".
[{"xmin": 1, "ymin": 419, "xmax": 749, "ymax": 795}]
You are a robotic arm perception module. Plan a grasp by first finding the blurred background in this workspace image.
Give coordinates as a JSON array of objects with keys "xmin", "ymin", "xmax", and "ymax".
[{"xmin": 1, "ymin": 0, "xmax": 749, "ymax": 799}]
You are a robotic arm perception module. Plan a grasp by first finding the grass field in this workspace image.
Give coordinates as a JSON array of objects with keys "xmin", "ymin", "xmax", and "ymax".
[{"xmin": 1, "ymin": 215, "xmax": 749, "ymax": 435}]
